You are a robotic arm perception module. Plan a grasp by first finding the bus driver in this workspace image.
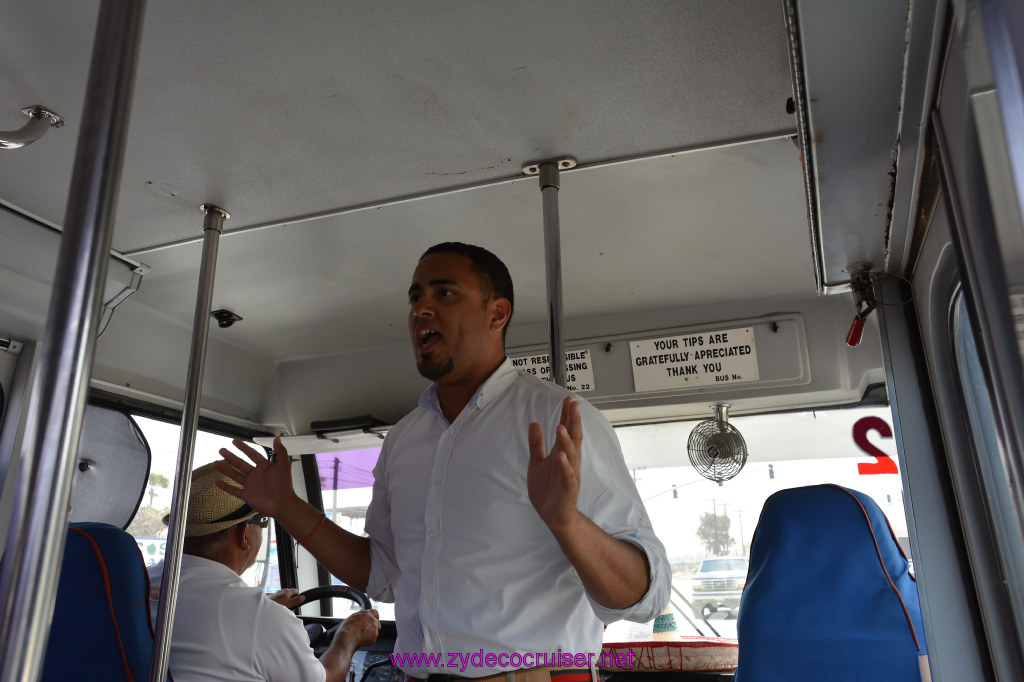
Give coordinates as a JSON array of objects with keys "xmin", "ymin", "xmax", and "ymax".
[{"xmin": 148, "ymin": 462, "xmax": 381, "ymax": 682}]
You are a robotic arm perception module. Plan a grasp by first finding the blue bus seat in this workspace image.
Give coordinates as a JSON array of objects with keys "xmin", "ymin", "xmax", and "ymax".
[
  {"xmin": 734, "ymin": 484, "xmax": 928, "ymax": 682},
  {"xmin": 42, "ymin": 521, "xmax": 170, "ymax": 681}
]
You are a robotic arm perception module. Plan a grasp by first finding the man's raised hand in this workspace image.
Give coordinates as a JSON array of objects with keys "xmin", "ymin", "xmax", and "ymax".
[
  {"xmin": 214, "ymin": 436, "xmax": 296, "ymax": 517},
  {"xmin": 527, "ymin": 396, "xmax": 584, "ymax": 534}
]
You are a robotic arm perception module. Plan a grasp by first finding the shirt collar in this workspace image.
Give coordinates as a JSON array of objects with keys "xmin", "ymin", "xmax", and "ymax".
[
  {"xmin": 177, "ymin": 553, "xmax": 246, "ymax": 583},
  {"xmin": 417, "ymin": 357, "xmax": 518, "ymax": 422}
]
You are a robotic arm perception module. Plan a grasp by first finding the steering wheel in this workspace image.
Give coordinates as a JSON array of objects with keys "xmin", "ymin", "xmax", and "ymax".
[
  {"xmin": 292, "ymin": 585, "xmax": 373, "ymax": 653},
  {"xmin": 292, "ymin": 584, "xmax": 372, "ymax": 612}
]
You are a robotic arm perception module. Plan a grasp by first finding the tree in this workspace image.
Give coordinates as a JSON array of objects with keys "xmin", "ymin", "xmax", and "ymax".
[
  {"xmin": 696, "ymin": 512, "xmax": 734, "ymax": 556},
  {"xmin": 127, "ymin": 505, "xmax": 167, "ymax": 538},
  {"xmin": 148, "ymin": 472, "xmax": 170, "ymax": 507}
]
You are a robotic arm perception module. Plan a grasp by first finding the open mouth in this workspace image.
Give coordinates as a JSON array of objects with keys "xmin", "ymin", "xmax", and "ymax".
[{"xmin": 418, "ymin": 328, "xmax": 441, "ymax": 353}]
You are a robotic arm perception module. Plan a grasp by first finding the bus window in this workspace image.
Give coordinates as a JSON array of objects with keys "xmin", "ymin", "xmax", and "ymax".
[
  {"xmin": 952, "ymin": 293, "xmax": 1024, "ymax": 625},
  {"xmin": 953, "ymin": 298, "xmax": 1004, "ymax": 470},
  {"xmin": 315, "ymin": 448, "xmax": 396, "ymax": 621},
  {"xmin": 127, "ymin": 416, "xmax": 281, "ymax": 593},
  {"xmin": 603, "ymin": 398, "xmax": 909, "ymax": 642},
  {"xmin": 309, "ymin": 398, "xmax": 911, "ymax": 643}
]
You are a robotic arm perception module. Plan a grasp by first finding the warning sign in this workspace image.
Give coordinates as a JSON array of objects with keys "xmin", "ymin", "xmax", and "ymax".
[
  {"xmin": 630, "ymin": 327, "xmax": 759, "ymax": 392},
  {"xmin": 510, "ymin": 349, "xmax": 595, "ymax": 392}
]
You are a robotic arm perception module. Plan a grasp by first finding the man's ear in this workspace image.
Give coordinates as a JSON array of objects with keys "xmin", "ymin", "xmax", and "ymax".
[
  {"xmin": 234, "ymin": 523, "xmax": 251, "ymax": 550},
  {"xmin": 490, "ymin": 298, "xmax": 511, "ymax": 332}
]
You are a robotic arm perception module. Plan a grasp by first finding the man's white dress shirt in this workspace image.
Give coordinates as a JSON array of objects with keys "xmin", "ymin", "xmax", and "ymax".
[
  {"xmin": 365, "ymin": 359, "xmax": 670, "ymax": 677},
  {"xmin": 148, "ymin": 555, "xmax": 325, "ymax": 682}
]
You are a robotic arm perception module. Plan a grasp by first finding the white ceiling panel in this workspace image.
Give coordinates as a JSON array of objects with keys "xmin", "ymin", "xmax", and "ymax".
[
  {"xmin": 0, "ymin": 1, "xmax": 795, "ymax": 254},
  {"xmin": 130, "ymin": 137, "xmax": 812, "ymax": 361}
]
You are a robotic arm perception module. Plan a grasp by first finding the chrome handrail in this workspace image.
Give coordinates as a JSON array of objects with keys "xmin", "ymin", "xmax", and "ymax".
[{"xmin": 0, "ymin": 106, "xmax": 64, "ymax": 150}]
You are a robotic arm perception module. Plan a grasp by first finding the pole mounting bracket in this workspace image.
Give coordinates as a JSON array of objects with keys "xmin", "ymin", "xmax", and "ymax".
[{"xmin": 522, "ymin": 156, "xmax": 577, "ymax": 176}]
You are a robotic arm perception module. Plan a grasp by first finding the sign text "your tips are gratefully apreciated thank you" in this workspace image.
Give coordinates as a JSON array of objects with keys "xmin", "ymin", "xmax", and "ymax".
[{"xmin": 629, "ymin": 327, "xmax": 759, "ymax": 392}]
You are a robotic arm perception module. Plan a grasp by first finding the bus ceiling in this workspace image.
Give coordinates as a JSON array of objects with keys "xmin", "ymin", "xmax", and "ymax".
[{"xmin": 0, "ymin": 2, "xmax": 941, "ymax": 431}]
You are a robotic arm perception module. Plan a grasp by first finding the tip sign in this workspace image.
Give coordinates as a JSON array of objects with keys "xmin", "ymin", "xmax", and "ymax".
[{"xmin": 629, "ymin": 327, "xmax": 759, "ymax": 392}]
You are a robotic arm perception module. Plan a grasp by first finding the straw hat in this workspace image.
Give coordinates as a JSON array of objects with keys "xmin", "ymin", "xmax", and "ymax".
[{"xmin": 161, "ymin": 462, "xmax": 260, "ymax": 537}]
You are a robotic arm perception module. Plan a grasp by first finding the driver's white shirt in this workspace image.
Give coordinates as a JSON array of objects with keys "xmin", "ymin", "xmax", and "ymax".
[{"xmin": 148, "ymin": 555, "xmax": 325, "ymax": 682}]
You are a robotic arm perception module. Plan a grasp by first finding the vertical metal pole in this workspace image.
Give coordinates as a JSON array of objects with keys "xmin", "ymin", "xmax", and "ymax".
[
  {"xmin": 0, "ymin": 3, "xmax": 144, "ymax": 681},
  {"xmin": 149, "ymin": 205, "xmax": 228, "ymax": 682},
  {"xmin": 540, "ymin": 165, "xmax": 566, "ymax": 388},
  {"xmin": 523, "ymin": 157, "xmax": 576, "ymax": 388}
]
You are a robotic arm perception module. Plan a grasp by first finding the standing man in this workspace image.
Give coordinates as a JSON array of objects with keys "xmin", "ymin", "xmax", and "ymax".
[
  {"xmin": 217, "ymin": 242, "xmax": 670, "ymax": 680},
  {"xmin": 149, "ymin": 462, "xmax": 380, "ymax": 682}
]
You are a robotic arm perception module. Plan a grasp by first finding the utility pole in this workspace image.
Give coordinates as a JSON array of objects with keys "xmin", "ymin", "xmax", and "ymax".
[
  {"xmin": 720, "ymin": 502, "xmax": 729, "ymax": 554},
  {"xmin": 712, "ymin": 498, "xmax": 719, "ymax": 555},
  {"xmin": 738, "ymin": 510, "xmax": 745, "ymax": 556},
  {"xmin": 332, "ymin": 457, "xmax": 340, "ymax": 521}
]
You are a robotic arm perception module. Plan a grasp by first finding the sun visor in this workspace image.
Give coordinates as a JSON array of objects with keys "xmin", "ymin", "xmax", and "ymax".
[
  {"xmin": 70, "ymin": 405, "xmax": 151, "ymax": 529},
  {"xmin": 253, "ymin": 430, "xmax": 387, "ymax": 456}
]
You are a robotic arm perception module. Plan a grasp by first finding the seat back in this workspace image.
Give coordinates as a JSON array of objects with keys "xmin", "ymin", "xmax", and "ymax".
[
  {"xmin": 734, "ymin": 484, "xmax": 927, "ymax": 682},
  {"xmin": 42, "ymin": 522, "xmax": 167, "ymax": 682}
]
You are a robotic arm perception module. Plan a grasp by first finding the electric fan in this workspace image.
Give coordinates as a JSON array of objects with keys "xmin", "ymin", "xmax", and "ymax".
[{"xmin": 687, "ymin": 404, "xmax": 748, "ymax": 483}]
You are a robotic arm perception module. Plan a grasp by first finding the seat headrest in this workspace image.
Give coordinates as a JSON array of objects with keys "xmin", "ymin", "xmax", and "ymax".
[
  {"xmin": 42, "ymin": 522, "xmax": 166, "ymax": 682},
  {"xmin": 734, "ymin": 485, "xmax": 927, "ymax": 682}
]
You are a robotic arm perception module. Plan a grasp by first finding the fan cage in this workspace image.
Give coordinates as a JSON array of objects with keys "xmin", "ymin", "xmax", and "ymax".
[{"xmin": 687, "ymin": 419, "xmax": 748, "ymax": 483}]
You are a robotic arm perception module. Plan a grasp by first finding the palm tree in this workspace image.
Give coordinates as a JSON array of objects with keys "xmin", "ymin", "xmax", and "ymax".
[{"xmin": 148, "ymin": 472, "xmax": 170, "ymax": 507}]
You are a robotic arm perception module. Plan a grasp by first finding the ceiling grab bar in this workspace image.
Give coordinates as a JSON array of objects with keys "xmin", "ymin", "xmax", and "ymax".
[
  {"xmin": 0, "ymin": 106, "xmax": 65, "ymax": 150},
  {"xmin": 149, "ymin": 204, "xmax": 229, "ymax": 682},
  {"xmin": 523, "ymin": 157, "xmax": 576, "ymax": 388},
  {"xmin": 0, "ymin": 2, "xmax": 145, "ymax": 681}
]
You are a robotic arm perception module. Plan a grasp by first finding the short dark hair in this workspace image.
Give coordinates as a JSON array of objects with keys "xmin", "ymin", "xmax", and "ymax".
[
  {"xmin": 183, "ymin": 526, "xmax": 233, "ymax": 559},
  {"xmin": 420, "ymin": 242, "xmax": 514, "ymax": 339}
]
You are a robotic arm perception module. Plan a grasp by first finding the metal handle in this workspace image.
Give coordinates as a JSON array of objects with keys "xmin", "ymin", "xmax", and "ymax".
[{"xmin": 0, "ymin": 106, "xmax": 65, "ymax": 150}]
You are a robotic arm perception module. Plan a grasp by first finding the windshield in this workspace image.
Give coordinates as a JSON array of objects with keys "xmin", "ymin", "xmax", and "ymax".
[
  {"xmin": 605, "ymin": 401, "xmax": 908, "ymax": 642},
  {"xmin": 699, "ymin": 559, "xmax": 748, "ymax": 573},
  {"xmin": 127, "ymin": 416, "xmax": 279, "ymax": 592},
  {"xmin": 318, "ymin": 400, "xmax": 908, "ymax": 642}
]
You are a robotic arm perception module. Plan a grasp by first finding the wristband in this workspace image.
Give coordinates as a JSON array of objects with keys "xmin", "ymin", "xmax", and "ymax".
[{"xmin": 296, "ymin": 513, "xmax": 327, "ymax": 547}]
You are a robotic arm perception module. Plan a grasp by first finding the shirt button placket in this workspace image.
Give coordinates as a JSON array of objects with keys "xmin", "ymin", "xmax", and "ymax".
[{"xmin": 421, "ymin": 424, "xmax": 453, "ymax": 651}]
